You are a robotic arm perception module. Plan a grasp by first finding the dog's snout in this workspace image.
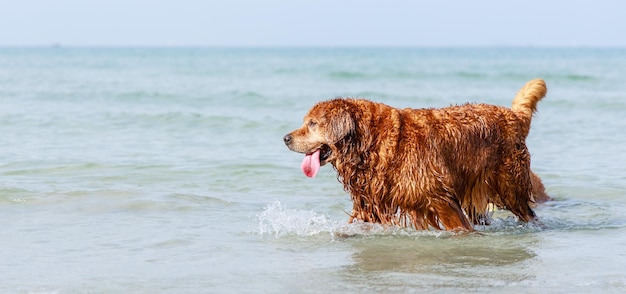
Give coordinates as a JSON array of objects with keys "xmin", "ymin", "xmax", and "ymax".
[{"xmin": 283, "ymin": 134, "xmax": 292, "ymax": 145}]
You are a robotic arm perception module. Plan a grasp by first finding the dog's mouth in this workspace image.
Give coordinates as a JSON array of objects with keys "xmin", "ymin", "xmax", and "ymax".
[
  {"xmin": 300, "ymin": 144, "xmax": 331, "ymax": 178},
  {"xmin": 319, "ymin": 144, "xmax": 332, "ymax": 163}
]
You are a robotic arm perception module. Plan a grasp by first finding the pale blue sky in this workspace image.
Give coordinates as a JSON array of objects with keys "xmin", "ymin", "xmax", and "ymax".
[{"xmin": 1, "ymin": 0, "xmax": 625, "ymax": 47}]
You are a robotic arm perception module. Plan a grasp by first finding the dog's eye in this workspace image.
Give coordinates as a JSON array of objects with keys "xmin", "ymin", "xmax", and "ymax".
[{"xmin": 308, "ymin": 121, "xmax": 317, "ymax": 128}]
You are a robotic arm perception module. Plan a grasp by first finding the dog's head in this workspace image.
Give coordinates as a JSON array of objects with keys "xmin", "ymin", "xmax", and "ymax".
[{"xmin": 283, "ymin": 99, "xmax": 355, "ymax": 177}]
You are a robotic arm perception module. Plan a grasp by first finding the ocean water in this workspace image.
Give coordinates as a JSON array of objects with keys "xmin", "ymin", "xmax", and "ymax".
[{"xmin": 1, "ymin": 47, "xmax": 625, "ymax": 293}]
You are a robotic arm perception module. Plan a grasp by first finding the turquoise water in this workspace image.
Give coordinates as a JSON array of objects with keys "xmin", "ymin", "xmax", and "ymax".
[{"xmin": 1, "ymin": 47, "xmax": 626, "ymax": 293}]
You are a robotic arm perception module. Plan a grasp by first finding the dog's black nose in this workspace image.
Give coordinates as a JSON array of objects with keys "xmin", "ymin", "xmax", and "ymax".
[{"xmin": 283, "ymin": 134, "xmax": 292, "ymax": 145}]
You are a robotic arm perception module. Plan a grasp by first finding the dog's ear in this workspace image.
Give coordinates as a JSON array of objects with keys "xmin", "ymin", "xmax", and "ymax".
[{"xmin": 327, "ymin": 109, "xmax": 355, "ymax": 143}]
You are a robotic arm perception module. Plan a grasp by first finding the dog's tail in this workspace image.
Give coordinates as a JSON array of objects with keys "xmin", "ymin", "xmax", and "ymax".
[{"xmin": 511, "ymin": 78, "xmax": 547, "ymax": 120}]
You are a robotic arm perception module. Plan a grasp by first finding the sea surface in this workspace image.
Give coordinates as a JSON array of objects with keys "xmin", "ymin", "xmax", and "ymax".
[{"xmin": 1, "ymin": 47, "xmax": 625, "ymax": 293}]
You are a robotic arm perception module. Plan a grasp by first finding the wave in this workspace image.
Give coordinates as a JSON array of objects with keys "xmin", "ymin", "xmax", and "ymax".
[
  {"xmin": 0, "ymin": 187, "xmax": 38, "ymax": 204},
  {"xmin": 119, "ymin": 193, "xmax": 234, "ymax": 212},
  {"xmin": 101, "ymin": 110, "xmax": 263, "ymax": 132},
  {"xmin": 2, "ymin": 187, "xmax": 235, "ymax": 213},
  {"xmin": 116, "ymin": 90, "xmax": 179, "ymax": 101},
  {"xmin": 0, "ymin": 162, "xmax": 106, "ymax": 176},
  {"xmin": 562, "ymin": 74, "xmax": 596, "ymax": 81},
  {"xmin": 455, "ymin": 71, "xmax": 488, "ymax": 79},
  {"xmin": 328, "ymin": 70, "xmax": 432, "ymax": 81},
  {"xmin": 534, "ymin": 198, "xmax": 626, "ymax": 230},
  {"xmin": 327, "ymin": 69, "xmax": 587, "ymax": 82},
  {"xmin": 328, "ymin": 71, "xmax": 369, "ymax": 79}
]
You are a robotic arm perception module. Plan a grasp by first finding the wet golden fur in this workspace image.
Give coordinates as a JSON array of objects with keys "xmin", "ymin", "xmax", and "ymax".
[{"xmin": 284, "ymin": 79, "xmax": 548, "ymax": 231}]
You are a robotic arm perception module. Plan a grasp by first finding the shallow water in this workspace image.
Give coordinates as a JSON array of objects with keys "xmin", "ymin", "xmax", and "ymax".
[{"xmin": 1, "ymin": 47, "xmax": 625, "ymax": 293}]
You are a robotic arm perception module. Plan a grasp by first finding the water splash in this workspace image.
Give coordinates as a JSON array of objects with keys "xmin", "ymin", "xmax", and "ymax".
[
  {"xmin": 257, "ymin": 201, "xmax": 451, "ymax": 238},
  {"xmin": 257, "ymin": 201, "xmax": 338, "ymax": 238},
  {"xmin": 257, "ymin": 198, "xmax": 626, "ymax": 239}
]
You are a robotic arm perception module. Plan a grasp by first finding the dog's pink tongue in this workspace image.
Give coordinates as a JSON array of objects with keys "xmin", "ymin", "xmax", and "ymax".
[{"xmin": 301, "ymin": 149, "xmax": 321, "ymax": 178}]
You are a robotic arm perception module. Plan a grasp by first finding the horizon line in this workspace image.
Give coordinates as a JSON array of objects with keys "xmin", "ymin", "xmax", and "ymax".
[{"xmin": 1, "ymin": 44, "xmax": 625, "ymax": 50}]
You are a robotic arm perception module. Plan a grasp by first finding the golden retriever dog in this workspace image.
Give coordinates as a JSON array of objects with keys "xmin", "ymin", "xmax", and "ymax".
[{"xmin": 284, "ymin": 79, "xmax": 548, "ymax": 231}]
